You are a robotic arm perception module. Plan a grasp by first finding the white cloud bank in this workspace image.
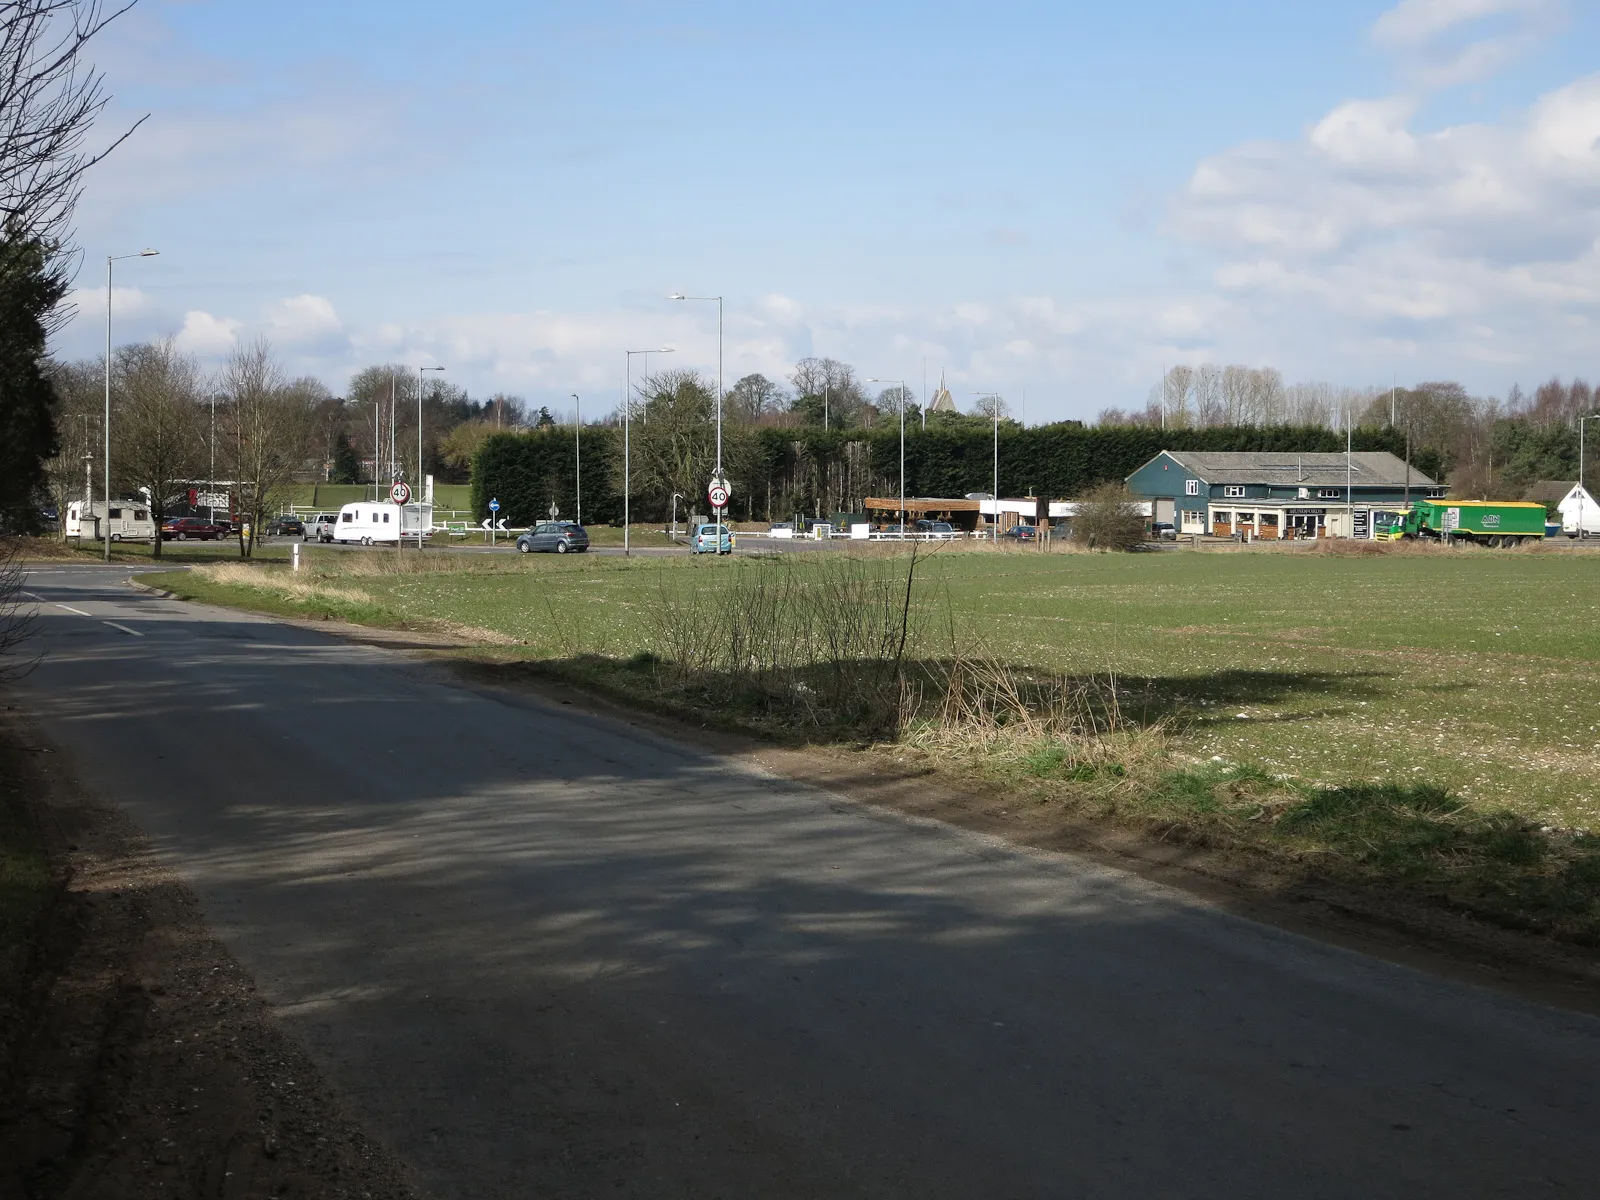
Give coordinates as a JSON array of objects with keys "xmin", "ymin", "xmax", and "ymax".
[{"xmin": 1167, "ymin": 0, "xmax": 1599, "ymax": 377}]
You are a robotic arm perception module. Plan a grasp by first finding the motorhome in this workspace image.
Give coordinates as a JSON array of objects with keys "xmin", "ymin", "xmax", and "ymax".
[
  {"xmin": 332, "ymin": 501, "xmax": 433, "ymax": 545},
  {"xmin": 64, "ymin": 500, "xmax": 156, "ymax": 542}
]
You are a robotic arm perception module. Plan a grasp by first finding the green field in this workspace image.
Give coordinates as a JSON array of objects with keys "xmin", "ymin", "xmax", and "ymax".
[
  {"xmin": 281, "ymin": 482, "xmax": 474, "ymax": 513},
  {"xmin": 148, "ymin": 544, "xmax": 1600, "ymax": 832}
]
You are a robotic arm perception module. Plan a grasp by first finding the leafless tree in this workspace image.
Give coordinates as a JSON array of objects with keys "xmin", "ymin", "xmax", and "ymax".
[
  {"xmin": 217, "ymin": 340, "xmax": 315, "ymax": 556},
  {"xmin": 0, "ymin": 1, "xmax": 144, "ymax": 320},
  {"xmin": 113, "ymin": 338, "xmax": 203, "ymax": 557},
  {"xmin": 971, "ymin": 393, "xmax": 1009, "ymax": 420},
  {"xmin": 726, "ymin": 372, "xmax": 785, "ymax": 423},
  {"xmin": 1162, "ymin": 364, "xmax": 1193, "ymax": 428},
  {"xmin": 1193, "ymin": 364, "xmax": 1224, "ymax": 427},
  {"xmin": 42, "ymin": 354, "xmax": 98, "ymax": 519}
]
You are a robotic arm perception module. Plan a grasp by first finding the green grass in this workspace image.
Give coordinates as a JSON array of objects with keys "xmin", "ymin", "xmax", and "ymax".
[{"xmin": 282, "ymin": 482, "xmax": 473, "ymax": 513}]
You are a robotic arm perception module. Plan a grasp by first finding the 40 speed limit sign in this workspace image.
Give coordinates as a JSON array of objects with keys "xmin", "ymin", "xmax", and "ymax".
[
  {"xmin": 707, "ymin": 478, "xmax": 731, "ymax": 508},
  {"xmin": 389, "ymin": 481, "xmax": 412, "ymax": 505}
]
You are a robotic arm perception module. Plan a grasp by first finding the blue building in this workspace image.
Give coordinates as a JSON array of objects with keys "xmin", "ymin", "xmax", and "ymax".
[{"xmin": 1125, "ymin": 450, "xmax": 1443, "ymax": 539}]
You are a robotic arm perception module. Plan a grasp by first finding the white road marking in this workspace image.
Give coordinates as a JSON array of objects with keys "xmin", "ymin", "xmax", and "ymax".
[
  {"xmin": 55, "ymin": 602, "xmax": 92, "ymax": 616},
  {"xmin": 102, "ymin": 621, "xmax": 145, "ymax": 637}
]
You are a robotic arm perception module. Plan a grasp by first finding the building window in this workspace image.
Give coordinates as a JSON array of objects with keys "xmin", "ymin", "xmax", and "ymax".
[
  {"xmin": 1184, "ymin": 479, "xmax": 1200, "ymax": 496},
  {"xmin": 1223, "ymin": 486, "xmax": 1245, "ymax": 497},
  {"xmin": 1183, "ymin": 510, "xmax": 1204, "ymax": 523},
  {"xmin": 1317, "ymin": 488, "xmax": 1342, "ymax": 499}
]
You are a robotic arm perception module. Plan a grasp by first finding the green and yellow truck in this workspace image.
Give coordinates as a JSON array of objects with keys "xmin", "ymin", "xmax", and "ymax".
[{"xmin": 1375, "ymin": 499, "xmax": 1547, "ymax": 546}]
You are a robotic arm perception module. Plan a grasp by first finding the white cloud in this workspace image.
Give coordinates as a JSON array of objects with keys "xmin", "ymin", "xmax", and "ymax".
[
  {"xmin": 1371, "ymin": 0, "xmax": 1563, "ymax": 88},
  {"xmin": 265, "ymin": 294, "xmax": 345, "ymax": 351},
  {"xmin": 1167, "ymin": 61, "xmax": 1600, "ymax": 383},
  {"xmin": 174, "ymin": 310, "xmax": 242, "ymax": 356}
]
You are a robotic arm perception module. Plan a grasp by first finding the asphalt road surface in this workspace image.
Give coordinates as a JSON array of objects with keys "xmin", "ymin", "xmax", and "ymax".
[{"xmin": 13, "ymin": 564, "xmax": 1600, "ymax": 1199}]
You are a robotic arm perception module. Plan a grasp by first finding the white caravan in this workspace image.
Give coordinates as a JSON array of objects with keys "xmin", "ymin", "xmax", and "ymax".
[
  {"xmin": 332, "ymin": 501, "xmax": 433, "ymax": 545},
  {"xmin": 64, "ymin": 500, "xmax": 156, "ymax": 542}
]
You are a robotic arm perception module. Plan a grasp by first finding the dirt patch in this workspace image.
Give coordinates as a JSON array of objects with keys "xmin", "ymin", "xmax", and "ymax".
[{"xmin": 0, "ymin": 704, "xmax": 421, "ymax": 1200}]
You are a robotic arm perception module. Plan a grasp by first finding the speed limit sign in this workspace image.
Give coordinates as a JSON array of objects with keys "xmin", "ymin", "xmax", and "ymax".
[
  {"xmin": 389, "ymin": 481, "xmax": 412, "ymax": 505},
  {"xmin": 707, "ymin": 481, "xmax": 730, "ymax": 509}
]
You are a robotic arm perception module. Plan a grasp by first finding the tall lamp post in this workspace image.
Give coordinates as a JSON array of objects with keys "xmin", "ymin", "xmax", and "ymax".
[
  {"xmin": 572, "ymin": 393, "xmax": 582, "ymax": 528},
  {"xmin": 417, "ymin": 365, "xmax": 445, "ymax": 548},
  {"xmin": 624, "ymin": 347, "xmax": 673, "ymax": 556},
  {"xmin": 104, "ymin": 249, "xmax": 159, "ymax": 561},
  {"xmin": 1580, "ymin": 414, "xmax": 1600, "ymax": 540},
  {"xmin": 976, "ymin": 392, "xmax": 1002, "ymax": 541},
  {"xmin": 867, "ymin": 378, "xmax": 907, "ymax": 534},
  {"xmin": 668, "ymin": 293, "xmax": 723, "ymax": 518}
]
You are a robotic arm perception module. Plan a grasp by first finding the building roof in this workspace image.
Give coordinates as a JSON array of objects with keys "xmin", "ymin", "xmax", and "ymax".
[
  {"xmin": 1524, "ymin": 480, "xmax": 1582, "ymax": 506},
  {"xmin": 1154, "ymin": 450, "xmax": 1437, "ymax": 489}
]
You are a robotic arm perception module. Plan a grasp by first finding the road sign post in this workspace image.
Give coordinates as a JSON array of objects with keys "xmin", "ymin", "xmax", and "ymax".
[
  {"xmin": 707, "ymin": 476, "xmax": 732, "ymax": 553},
  {"xmin": 489, "ymin": 498, "xmax": 500, "ymax": 547}
]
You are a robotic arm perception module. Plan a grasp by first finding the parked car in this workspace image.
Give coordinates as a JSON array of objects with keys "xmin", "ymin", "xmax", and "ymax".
[
  {"xmin": 690, "ymin": 523, "xmax": 733, "ymax": 554},
  {"xmin": 515, "ymin": 521, "xmax": 590, "ymax": 554},
  {"xmin": 160, "ymin": 516, "xmax": 228, "ymax": 541},
  {"xmin": 1150, "ymin": 521, "xmax": 1177, "ymax": 541},
  {"xmin": 914, "ymin": 519, "xmax": 959, "ymax": 539},
  {"xmin": 1000, "ymin": 523, "xmax": 1038, "ymax": 541},
  {"xmin": 878, "ymin": 523, "xmax": 911, "ymax": 537},
  {"xmin": 766, "ymin": 522, "xmax": 795, "ymax": 539},
  {"xmin": 266, "ymin": 516, "xmax": 304, "ymax": 538},
  {"xmin": 303, "ymin": 513, "xmax": 338, "ymax": 543}
]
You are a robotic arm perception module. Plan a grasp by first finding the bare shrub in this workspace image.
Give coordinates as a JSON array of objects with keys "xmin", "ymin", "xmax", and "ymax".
[
  {"xmin": 1071, "ymin": 483, "xmax": 1148, "ymax": 551},
  {"xmin": 648, "ymin": 548, "xmax": 926, "ymax": 734},
  {"xmin": 0, "ymin": 543, "xmax": 39, "ymax": 681}
]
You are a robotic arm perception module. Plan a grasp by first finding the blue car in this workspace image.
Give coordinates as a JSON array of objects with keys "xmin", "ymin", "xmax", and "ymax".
[{"xmin": 690, "ymin": 523, "xmax": 733, "ymax": 554}]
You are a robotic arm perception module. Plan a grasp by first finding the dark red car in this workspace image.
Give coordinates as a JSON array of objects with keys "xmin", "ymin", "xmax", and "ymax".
[{"xmin": 160, "ymin": 516, "xmax": 229, "ymax": 541}]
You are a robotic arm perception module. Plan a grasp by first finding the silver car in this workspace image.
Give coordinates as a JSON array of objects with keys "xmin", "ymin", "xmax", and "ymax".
[
  {"xmin": 304, "ymin": 513, "xmax": 337, "ymax": 543},
  {"xmin": 516, "ymin": 522, "xmax": 590, "ymax": 554}
]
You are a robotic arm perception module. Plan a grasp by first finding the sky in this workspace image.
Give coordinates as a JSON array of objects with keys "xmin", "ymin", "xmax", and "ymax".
[{"xmin": 55, "ymin": 0, "xmax": 1600, "ymax": 422}]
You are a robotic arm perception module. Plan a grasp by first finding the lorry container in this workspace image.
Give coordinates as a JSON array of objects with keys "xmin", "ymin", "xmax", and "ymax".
[{"xmin": 1375, "ymin": 499, "xmax": 1546, "ymax": 546}]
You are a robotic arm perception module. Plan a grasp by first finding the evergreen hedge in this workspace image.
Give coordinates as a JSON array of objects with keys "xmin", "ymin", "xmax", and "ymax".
[{"xmin": 470, "ymin": 421, "xmax": 1439, "ymax": 523}]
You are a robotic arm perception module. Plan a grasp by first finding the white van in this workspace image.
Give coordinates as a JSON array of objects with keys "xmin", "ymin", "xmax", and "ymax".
[
  {"xmin": 332, "ymin": 501, "xmax": 433, "ymax": 546},
  {"xmin": 65, "ymin": 500, "xmax": 156, "ymax": 542}
]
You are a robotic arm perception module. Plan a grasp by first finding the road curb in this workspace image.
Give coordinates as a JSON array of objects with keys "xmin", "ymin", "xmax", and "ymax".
[{"xmin": 126, "ymin": 577, "xmax": 180, "ymax": 600}]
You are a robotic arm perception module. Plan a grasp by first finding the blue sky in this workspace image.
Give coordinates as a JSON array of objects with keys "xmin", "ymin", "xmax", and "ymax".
[{"xmin": 61, "ymin": 0, "xmax": 1600, "ymax": 421}]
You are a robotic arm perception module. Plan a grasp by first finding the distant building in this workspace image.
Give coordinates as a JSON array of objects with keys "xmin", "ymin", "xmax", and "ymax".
[
  {"xmin": 928, "ymin": 370, "xmax": 957, "ymax": 413},
  {"xmin": 1124, "ymin": 450, "xmax": 1442, "ymax": 539}
]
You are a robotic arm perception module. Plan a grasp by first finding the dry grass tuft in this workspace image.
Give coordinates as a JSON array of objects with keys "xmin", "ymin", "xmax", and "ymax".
[{"xmin": 192, "ymin": 562, "xmax": 375, "ymax": 607}]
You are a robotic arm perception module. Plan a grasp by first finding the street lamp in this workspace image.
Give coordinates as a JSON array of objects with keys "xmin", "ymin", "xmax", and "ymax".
[
  {"xmin": 104, "ymin": 248, "xmax": 159, "ymax": 561},
  {"xmin": 1580, "ymin": 414, "xmax": 1600, "ymax": 539},
  {"xmin": 668, "ymin": 293, "xmax": 724, "ymax": 514},
  {"xmin": 976, "ymin": 392, "xmax": 1002, "ymax": 542},
  {"xmin": 867, "ymin": 378, "xmax": 907, "ymax": 534},
  {"xmin": 625, "ymin": 347, "xmax": 673, "ymax": 556},
  {"xmin": 417, "ymin": 365, "xmax": 445, "ymax": 548},
  {"xmin": 572, "ymin": 393, "xmax": 582, "ymax": 528}
]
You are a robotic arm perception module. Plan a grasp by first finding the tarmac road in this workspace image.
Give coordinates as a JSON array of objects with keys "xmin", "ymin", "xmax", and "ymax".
[{"xmin": 12, "ymin": 563, "xmax": 1600, "ymax": 1199}]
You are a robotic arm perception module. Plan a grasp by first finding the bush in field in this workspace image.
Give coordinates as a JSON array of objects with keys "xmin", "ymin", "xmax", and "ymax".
[{"xmin": 1072, "ymin": 483, "xmax": 1148, "ymax": 550}]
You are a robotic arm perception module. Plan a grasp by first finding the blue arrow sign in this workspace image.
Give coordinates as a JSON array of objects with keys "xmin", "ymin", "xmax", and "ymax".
[{"xmin": 489, "ymin": 499, "xmax": 500, "ymax": 512}]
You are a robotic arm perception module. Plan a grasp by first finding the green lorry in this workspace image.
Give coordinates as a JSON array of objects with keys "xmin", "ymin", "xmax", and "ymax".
[{"xmin": 1375, "ymin": 499, "xmax": 1547, "ymax": 546}]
